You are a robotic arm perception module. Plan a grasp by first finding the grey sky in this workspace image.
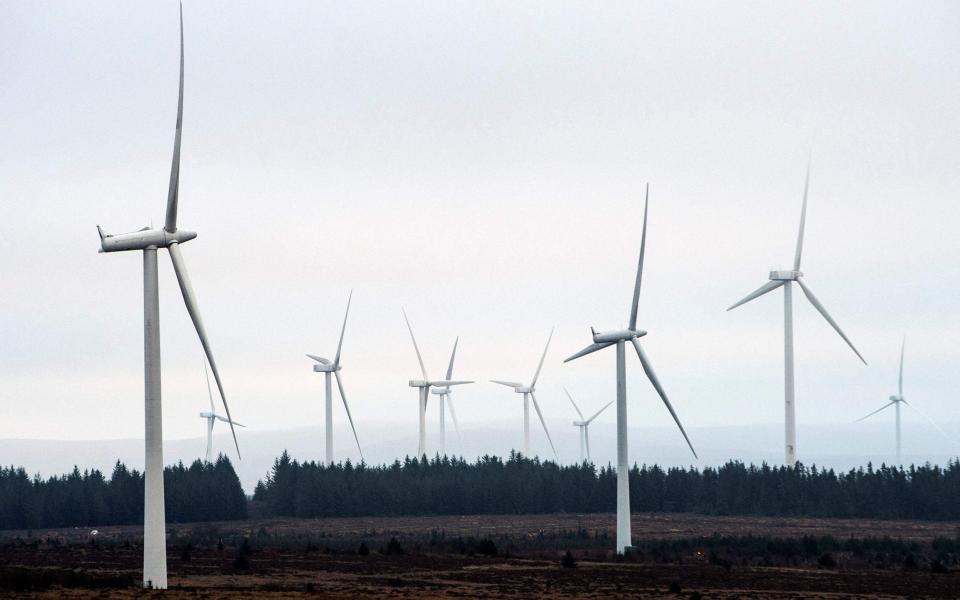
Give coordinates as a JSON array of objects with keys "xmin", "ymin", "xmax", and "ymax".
[{"xmin": 1, "ymin": 1, "xmax": 958, "ymax": 462}]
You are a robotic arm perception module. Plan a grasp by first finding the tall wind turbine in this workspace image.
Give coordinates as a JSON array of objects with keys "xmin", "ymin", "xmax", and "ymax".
[
  {"xmin": 491, "ymin": 328, "xmax": 559, "ymax": 460},
  {"xmin": 403, "ymin": 310, "xmax": 472, "ymax": 456},
  {"xmin": 430, "ymin": 337, "xmax": 471, "ymax": 455},
  {"xmin": 306, "ymin": 291, "xmax": 363, "ymax": 464},
  {"xmin": 199, "ymin": 357, "xmax": 244, "ymax": 463},
  {"xmin": 727, "ymin": 162, "xmax": 867, "ymax": 466},
  {"xmin": 95, "ymin": 5, "xmax": 239, "ymax": 589},
  {"xmin": 564, "ymin": 185, "xmax": 697, "ymax": 554},
  {"xmin": 564, "ymin": 386, "xmax": 613, "ymax": 463}
]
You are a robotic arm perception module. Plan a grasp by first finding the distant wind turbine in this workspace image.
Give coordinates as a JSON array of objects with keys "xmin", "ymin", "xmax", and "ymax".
[
  {"xmin": 200, "ymin": 357, "xmax": 244, "ymax": 463},
  {"xmin": 727, "ymin": 161, "xmax": 866, "ymax": 467},
  {"xmin": 306, "ymin": 291, "xmax": 363, "ymax": 464},
  {"xmin": 430, "ymin": 337, "xmax": 470, "ymax": 455},
  {"xmin": 95, "ymin": 5, "xmax": 239, "ymax": 589},
  {"xmin": 564, "ymin": 185, "xmax": 697, "ymax": 555},
  {"xmin": 403, "ymin": 310, "xmax": 473, "ymax": 456},
  {"xmin": 491, "ymin": 328, "xmax": 559, "ymax": 460},
  {"xmin": 564, "ymin": 387, "xmax": 612, "ymax": 463}
]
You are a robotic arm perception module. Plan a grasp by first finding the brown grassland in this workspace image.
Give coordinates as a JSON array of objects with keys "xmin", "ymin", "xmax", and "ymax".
[{"xmin": 0, "ymin": 512, "xmax": 958, "ymax": 598}]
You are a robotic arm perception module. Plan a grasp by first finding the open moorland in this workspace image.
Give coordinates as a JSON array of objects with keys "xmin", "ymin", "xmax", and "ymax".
[{"xmin": 0, "ymin": 512, "xmax": 958, "ymax": 598}]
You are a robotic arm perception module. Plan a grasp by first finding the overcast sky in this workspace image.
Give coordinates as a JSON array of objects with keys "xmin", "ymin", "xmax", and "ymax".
[{"xmin": 1, "ymin": 2, "xmax": 958, "ymax": 462}]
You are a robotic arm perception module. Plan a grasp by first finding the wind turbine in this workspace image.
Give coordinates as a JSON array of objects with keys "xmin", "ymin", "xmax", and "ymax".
[
  {"xmin": 564, "ymin": 386, "xmax": 613, "ymax": 463},
  {"xmin": 727, "ymin": 162, "xmax": 867, "ymax": 467},
  {"xmin": 403, "ymin": 310, "xmax": 472, "ymax": 457},
  {"xmin": 491, "ymin": 328, "xmax": 559, "ymax": 460},
  {"xmin": 306, "ymin": 291, "xmax": 363, "ymax": 464},
  {"xmin": 430, "ymin": 337, "xmax": 470, "ymax": 455},
  {"xmin": 199, "ymin": 357, "xmax": 244, "ymax": 463},
  {"xmin": 95, "ymin": 5, "xmax": 239, "ymax": 589},
  {"xmin": 564, "ymin": 185, "xmax": 697, "ymax": 554}
]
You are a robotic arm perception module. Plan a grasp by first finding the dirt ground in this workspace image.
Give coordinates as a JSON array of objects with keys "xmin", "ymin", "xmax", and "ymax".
[{"xmin": 0, "ymin": 512, "xmax": 957, "ymax": 598}]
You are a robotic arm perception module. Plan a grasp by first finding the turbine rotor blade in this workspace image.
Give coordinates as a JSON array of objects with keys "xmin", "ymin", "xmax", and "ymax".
[
  {"xmin": 563, "ymin": 341, "xmax": 614, "ymax": 363},
  {"xmin": 629, "ymin": 184, "xmax": 649, "ymax": 330},
  {"xmin": 432, "ymin": 380, "xmax": 473, "ymax": 387},
  {"xmin": 446, "ymin": 394, "xmax": 462, "ymax": 441},
  {"xmin": 796, "ymin": 279, "xmax": 867, "ymax": 365},
  {"xmin": 306, "ymin": 354, "xmax": 330, "ymax": 364},
  {"xmin": 334, "ymin": 370, "xmax": 364, "ymax": 462},
  {"xmin": 631, "ymin": 338, "xmax": 697, "ymax": 459},
  {"xmin": 490, "ymin": 380, "xmax": 522, "ymax": 388},
  {"xmin": 727, "ymin": 280, "xmax": 785, "ymax": 311},
  {"xmin": 793, "ymin": 156, "xmax": 811, "ymax": 271},
  {"xmin": 164, "ymin": 3, "xmax": 185, "ymax": 234},
  {"xmin": 530, "ymin": 327, "xmax": 554, "ymax": 388},
  {"xmin": 899, "ymin": 334, "xmax": 906, "ymax": 397},
  {"xmin": 445, "ymin": 337, "xmax": 459, "ymax": 381},
  {"xmin": 586, "ymin": 399, "xmax": 615, "ymax": 424},
  {"xmin": 902, "ymin": 399, "xmax": 952, "ymax": 442},
  {"xmin": 202, "ymin": 353, "xmax": 215, "ymax": 413},
  {"xmin": 529, "ymin": 391, "xmax": 558, "ymax": 461},
  {"xmin": 853, "ymin": 400, "xmax": 895, "ymax": 423},
  {"xmin": 168, "ymin": 242, "xmax": 240, "ymax": 458},
  {"xmin": 333, "ymin": 290, "xmax": 352, "ymax": 368},
  {"xmin": 214, "ymin": 415, "xmax": 245, "ymax": 427},
  {"xmin": 402, "ymin": 308, "xmax": 429, "ymax": 380},
  {"xmin": 563, "ymin": 386, "xmax": 584, "ymax": 420}
]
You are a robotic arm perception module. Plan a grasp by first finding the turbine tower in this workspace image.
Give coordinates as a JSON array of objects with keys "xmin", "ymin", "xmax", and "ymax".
[
  {"xmin": 564, "ymin": 386, "xmax": 613, "ymax": 463},
  {"xmin": 491, "ymin": 328, "xmax": 559, "ymax": 460},
  {"xmin": 96, "ymin": 5, "xmax": 239, "ymax": 589},
  {"xmin": 727, "ymin": 162, "xmax": 866, "ymax": 466},
  {"xmin": 430, "ymin": 337, "xmax": 470, "ymax": 455},
  {"xmin": 199, "ymin": 357, "xmax": 244, "ymax": 463},
  {"xmin": 403, "ymin": 310, "xmax": 472, "ymax": 456},
  {"xmin": 306, "ymin": 291, "xmax": 363, "ymax": 464},
  {"xmin": 564, "ymin": 185, "xmax": 697, "ymax": 554}
]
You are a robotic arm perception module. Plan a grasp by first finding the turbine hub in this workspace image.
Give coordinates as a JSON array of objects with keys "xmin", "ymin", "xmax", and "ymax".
[
  {"xmin": 591, "ymin": 328, "xmax": 646, "ymax": 344},
  {"xmin": 98, "ymin": 226, "xmax": 197, "ymax": 253},
  {"xmin": 769, "ymin": 269, "xmax": 801, "ymax": 281}
]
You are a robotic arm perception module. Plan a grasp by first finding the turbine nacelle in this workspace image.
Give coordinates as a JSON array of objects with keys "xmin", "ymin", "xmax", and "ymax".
[
  {"xmin": 409, "ymin": 379, "xmax": 429, "ymax": 388},
  {"xmin": 889, "ymin": 395, "xmax": 904, "ymax": 402},
  {"xmin": 769, "ymin": 269, "xmax": 802, "ymax": 281},
  {"xmin": 312, "ymin": 362, "xmax": 341, "ymax": 373},
  {"xmin": 97, "ymin": 226, "xmax": 197, "ymax": 253},
  {"xmin": 199, "ymin": 411, "xmax": 215, "ymax": 419},
  {"xmin": 513, "ymin": 385, "xmax": 534, "ymax": 394},
  {"xmin": 591, "ymin": 328, "xmax": 647, "ymax": 344},
  {"xmin": 431, "ymin": 387, "xmax": 449, "ymax": 395}
]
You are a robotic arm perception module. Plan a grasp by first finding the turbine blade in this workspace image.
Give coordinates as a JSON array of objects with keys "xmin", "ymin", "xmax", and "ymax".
[
  {"xmin": 445, "ymin": 337, "xmax": 459, "ymax": 381},
  {"xmin": 529, "ymin": 391, "xmax": 558, "ymax": 461},
  {"xmin": 584, "ymin": 426, "xmax": 591, "ymax": 462},
  {"xmin": 490, "ymin": 380, "xmax": 522, "ymax": 388},
  {"xmin": 202, "ymin": 353, "xmax": 215, "ymax": 413},
  {"xmin": 402, "ymin": 308, "xmax": 429, "ymax": 380},
  {"xmin": 333, "ymin": 290, "xmax": 352, "ymax": 368},
  {"xmin": 853, "ymin": 400, "xmax": 895, "ymax": 423},
  {"xmin": 334, "ymin": 370, "xmax": 364, "ymax": 462},
  {"xmin": 168, "ymin": 243, "xmax": 239, "ymax": 458},
  {"xmin": 901, "ymin": 399, "xmax": 951, "ymax": 442},
  {"xmin": 563, "ymin": 386, "xmax": 584, "ymax": 420},
  {"xmin": 214, "ymin": 415, "xmax": 245, "ymax": 427},
  {"xmin": 446, "ymin": 394, "xmax": 462, "ymax": 441},
  {"xmin": 793, "ymin": 156, "xmax": 811, "ymax": 271},
  {"xmin": 563, "ymin": 341, "xmax": 614, "ymax": 363},
  {"xmin": 796, "ymin": 279, "xmax": 867, "ymax": 365},
  {"xmin": 899, "ymin": 334, "xmax": 906, "ymax": 397},
  {"xmin": 631, "ymin": 338, "xmax": 697, "ymax": 459},
  {"xmin": 530, "ymin": 327, "xmax": 554, "ymax": 387},
  {"xmin": 305, "ymin": 354, "xmax": 330, "ymax": 364},
  {"xmin": 432, "ymin": 380, "xmax": 473, "ymax": 387},
  {"xmin": 163, "ymin": 3, "xmax": 185, "ymax": 234},
  {"xmin": 586, "ymin": 399, "xmax": 615, "ymax": 424},
  {"xmin": 629, "ymin": 184, "xmax": 649, "ymax": 330},
  {"xmin": 727, "ymin": 280, "xmax": 784, "ymax": 311}
]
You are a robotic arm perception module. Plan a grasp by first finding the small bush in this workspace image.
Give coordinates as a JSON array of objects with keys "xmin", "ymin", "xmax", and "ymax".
[
  {"xmin": 358, "ymin": 541, "xmax": 370, "ymax": 556},
  {"xmin": 561, "ymin": 550, "xmax": 576, "ymax": 568},
  {"xmin": 669, "ymin": 580, "xmax": 682, "ymax": 593},
  {"xmin": 818, "ymin": 553, "xmax": 837, "ymax": 568},
  {"xmin": 476, "ymin": 539, "xmax": 498, "ymax": 557},
  {"xmin": 386, "ymin": 537, "xmax": 404, "ymax": 555}
]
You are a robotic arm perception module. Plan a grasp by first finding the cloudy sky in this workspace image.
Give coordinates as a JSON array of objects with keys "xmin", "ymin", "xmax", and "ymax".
[{"xmin": 1, "ymin": 1, "xmax": 958, "ymax": 463}]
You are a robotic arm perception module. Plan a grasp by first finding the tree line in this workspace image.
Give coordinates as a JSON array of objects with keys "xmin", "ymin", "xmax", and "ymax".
[
  {"xmin": 253, "ymin": 452, "xmax": 960, "ymax": 521},
  {"xmin": 0, "ymin": 456, "xmax": 246, "ymax": 530}
]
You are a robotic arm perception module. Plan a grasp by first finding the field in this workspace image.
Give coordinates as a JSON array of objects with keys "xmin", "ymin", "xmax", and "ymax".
[{"xmin": 0, "ymin": 512, "xmax": 958, "ymax": 598}]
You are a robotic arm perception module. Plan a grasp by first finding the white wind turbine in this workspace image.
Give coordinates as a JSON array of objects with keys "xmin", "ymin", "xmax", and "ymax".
[
  {"xmin": 430, "ymin": 337, "xmax": 469, "ymax": 455},
  {"xmin": 403, "ymin": 310, "xmax": 473, "ymax": 457},
  {"xmin": 727, "ymin": 162, "xmax": 867, "ymax": 466},
  {"xmin": 199, "ymin": 357, "xmax": 244, "ymax": 463},
  {"xmin": 95, "ymin": 5, "xmax": 239, "ymax": 589},
  {"xmin": 491, "ymin": 328, "xmax": 559, "ymax": 460},
  {"xmin": 306, "ymin": 291, "xmax": 363, "ymax": 464},
  {"xmin": 564, "ymin": 186, "xmax": 697, "ymax": 554},
  {"xmin": 564, "ymin": 386, "xmax": 613, "ymax": 464}
]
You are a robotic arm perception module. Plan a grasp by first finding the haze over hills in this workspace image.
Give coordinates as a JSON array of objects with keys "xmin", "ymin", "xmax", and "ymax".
[{"xmin": 3, "ymin": 420, "xmax": 956, "ymax": 494}]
